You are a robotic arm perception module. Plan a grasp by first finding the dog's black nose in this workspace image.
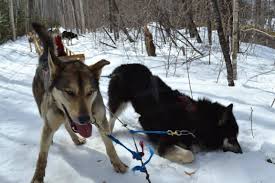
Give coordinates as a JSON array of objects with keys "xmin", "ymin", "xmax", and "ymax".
[{"xmin": 78, "ymin": 115, "xmax": 90, "ymax": 124}]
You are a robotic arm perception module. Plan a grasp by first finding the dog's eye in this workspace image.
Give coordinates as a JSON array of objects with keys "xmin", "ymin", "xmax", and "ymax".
[{"xmin": 65, "ymin": 90, "xmax": 75, "ymax": 96}]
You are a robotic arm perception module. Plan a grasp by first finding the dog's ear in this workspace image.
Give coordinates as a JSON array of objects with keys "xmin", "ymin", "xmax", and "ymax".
[
  {"xmin": 219, "ymin": 104, "xmax": 234, "ymax": 126},
  {"xmin": 89, "ymin": 59, "xmax": 110, "ymax": 80},
  {"xmin": 48, "ymin": 50, "xmax": 62, "ymax": 79},
  {"xmin": 227, "ymin": 103, "xmax": 233, "ymax": 111}
]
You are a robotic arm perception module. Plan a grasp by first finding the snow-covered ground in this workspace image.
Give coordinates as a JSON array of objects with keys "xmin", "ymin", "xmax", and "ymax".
[{"xmin": 1, "ymin": 30, "xmax": 275, "ymax": 183}]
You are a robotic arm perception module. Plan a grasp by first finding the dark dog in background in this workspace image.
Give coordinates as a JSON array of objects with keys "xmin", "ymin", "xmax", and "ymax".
[
  {"xmin": 62, "ymin": 30, "xmax": 78, "ymax": 45},
  {"xmin": 108, "ymin": 64, "xmax": 242, "ymax": 164}
]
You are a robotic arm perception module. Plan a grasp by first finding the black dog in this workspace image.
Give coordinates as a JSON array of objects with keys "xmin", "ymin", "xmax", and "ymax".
[
  {"xmin": 62, "ymin": 30, "xmax": 78, "ymax": 45},
  {"xmin": 108, "ymin": 64, "xmax": 242, "ymax": 164}
]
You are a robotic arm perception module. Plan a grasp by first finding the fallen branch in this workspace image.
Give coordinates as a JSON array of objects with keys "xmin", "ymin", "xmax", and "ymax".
[
  {"xmin": 249, "ymin": 107, "xmax": 254, "ymax": 138},
  {"xmin": 241, "ymin": 28, "xmax": 275, "ymax": 39},
  {"xmin": 103, "ymin": 27, "xmax": 116, "ymax": 46},
  {"xmin": 174, "ymin": 29, "xmax": 204, "ymax": 56},
  {"xmin": 244, "ymin": 67, "xmax": 275, "ymax": 85},
  {"xmin": 99, "ymin": 41, "xmax": 117, "ymax": 49},
  {"xmin": 271, "ymin": 98, "xmax": 275, "ymax": 107}
]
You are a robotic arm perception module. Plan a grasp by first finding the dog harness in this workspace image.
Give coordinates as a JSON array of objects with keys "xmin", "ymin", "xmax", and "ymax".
[{"xmin": 54, "ymin": 35, "xmax": 66, "ymax": 56}]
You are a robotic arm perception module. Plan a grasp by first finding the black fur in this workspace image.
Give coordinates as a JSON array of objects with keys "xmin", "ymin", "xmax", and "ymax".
[
  {"xmin": 62, "ymin": 31, "xmax": 78, "ymax": 40},
  {"xmin": 108, "ymin": 64, "xmax": 242, "ymax": 156},
  {"xmin": 32, "ymin": 23, "xmax": 56, "ymax": 66}
]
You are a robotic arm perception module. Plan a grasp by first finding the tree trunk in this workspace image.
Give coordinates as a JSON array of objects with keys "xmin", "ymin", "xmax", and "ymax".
[
  {"xmin": 144, "ymin": 26, "xmax": 156, "ymax": 56},
  {"xmin": 9, "ymin": 0, "xmax": 16, "ymax": 41},
  {"xmin": 187, "ymin": 13, "xmax": 202, "ymax": 43},
  {"xmin": 232, "ymin": 0, "xmax": 239, "ymax": 80},
  {"xmin": 24, "ymin": 0, "xmax": 29, "ymax": 33},
  {"xmin": 219, "ymin": 0, "xmax": 230, "ymax": 44},
  {"xmin": 108, "ymin": 0, "xmax": 113, "ymax": 32},
  {"xmin": 255, "ymin": 0, "xmax": 263, "ymax": 27},
  {"xmin": 183, "ymin": 0, "xmax": 202, "ymax": 43},
  {"xmin": 28, "ymin": 0, "xmax": 33, "ymax": 29},
  {"xmin": 70, "ymin": 0, "xmax": 79, "ymax": 33},
  {"xmin": 59, "ymin": 0, "xmax": 66, "ymax": 29},
  {"xmin": 79, "ymin": 0, "xmax": 85, "ymax": 33},
  {"xmin": 207, "ymin": 0, "xmax": 212, "ymax": 45},
  {"xmin": 111, "ymin": 0, "xmax": 134, "ymax": 42},
  {"xmin": 110, "ymin": 0, "xmax": 119, "ymax": 40},
  {"xmin": 210, "ymin": 0, "xmax": 234, "ymax": 86}
]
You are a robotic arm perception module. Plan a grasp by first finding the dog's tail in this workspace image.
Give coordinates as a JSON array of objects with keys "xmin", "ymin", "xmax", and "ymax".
[
  {"xmin": 32, "ymin": 22, "xmax": 56, "ymax": 65},
  {"xmin": 32, "ymin": 22, "xmax": 54, "ymax": 54}
]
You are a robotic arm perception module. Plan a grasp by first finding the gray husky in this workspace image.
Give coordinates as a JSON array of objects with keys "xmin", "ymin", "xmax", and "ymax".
[{"xmin": 31, "ymin": 23, "xmax": 127, "ymax": 183}]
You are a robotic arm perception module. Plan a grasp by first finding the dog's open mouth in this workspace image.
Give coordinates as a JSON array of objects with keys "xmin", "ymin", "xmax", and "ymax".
[
  {"xmin": 61, "ymin": 104, "xmax": 93, "ymax": 138},
  {"xmin": 71, "ymin": 122, "xmax": 92, "ymax": 138}
]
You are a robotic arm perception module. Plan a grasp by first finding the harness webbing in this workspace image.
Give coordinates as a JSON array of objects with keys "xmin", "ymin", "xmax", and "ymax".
[
  {"xmin": 107, "ymin": 134, "xmax": 154, "ymax": 173},
  {"xmin": 129, "ymin": 130, "xmax": 167, "ymax": 135},
  {"xmin": 132, "ymin": 146, "xmax": 154, "ymax": 173},
  {"xmin": 107, "ymin": 134, "xmax": 145, "ymax": 161}
]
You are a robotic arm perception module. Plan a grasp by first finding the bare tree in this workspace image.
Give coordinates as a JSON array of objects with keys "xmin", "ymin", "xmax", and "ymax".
[
  {"xmin": 70, "ymin": 0, "xmax": 79, "ymax": 33},
  {"xmin": 78, "ymin": 0, "xmax": 85, "ymax": 33},
  {"xmin": 210, "ymin": 0, "xmax": 235, "ymax": 86},
  {"xmin": 206, "ymin": 0, "xmax": 212, "ymax": 45},
  {"xmin": 232, "ymin": 0, "xmax": 239, "ymax": 80},
  {"xmin": 24, "ymin": 0, "xmax": 29, "ymax": 33},
  {"xmin": 183, "ymin": 0, "xmax": 202, "ymax": 43},
  {"xmin": 144, "ymin": 25, "xmax": 156, "ymax": 56},
  {"xmin": 9, "ymin": 0, "xmax": 16, "ymax": 41},
  {"xmin": 255, "ymin": 0, "xmax": 263, "ymax": 27},
  {"xmin": 111, "ymin": 0, "xmax": 134, "ymax": 42}
]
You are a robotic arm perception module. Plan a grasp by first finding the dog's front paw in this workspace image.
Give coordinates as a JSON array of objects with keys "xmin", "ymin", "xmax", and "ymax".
[
  {"xmin": 176, "ymin": 149, "xmax": 194, "ymax": 164},
  {"xmin": 111, "ymin": 160, "xmax": 128, "ymax": 173},
  {"xmin": 73, "ymin": 137, "xmax": 86, "ymax": 145}
]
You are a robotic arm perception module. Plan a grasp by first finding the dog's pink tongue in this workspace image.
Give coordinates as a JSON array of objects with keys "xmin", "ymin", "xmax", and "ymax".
[{"xmin": 75, "ymin": 123, "xmax": 92, "ymax": 138}]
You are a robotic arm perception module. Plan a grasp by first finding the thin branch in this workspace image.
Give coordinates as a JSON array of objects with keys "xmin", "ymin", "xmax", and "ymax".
[
  {"xmin": 174, "ymin": 29, "xmax": 204, "ymax": 56},
  {"xmin": 249, "ymin": 107, "xmax": 254, "ymax": 138},
  {"xmin": 271, "ymin": 98, "xmax": 275, "ymax": 107},
  {"xmin": 103, "ymin": 27, "xmax": 116, "ymax": 45},
  {"xmin": 241, "ymin": 28, "xmax": 275, "ymax": 38},
  {"xmin": 185, "ymin": 47, "xmax": 193, "ymax": 99},
  {"xmin": 99, "ymin": 41, "xmax": 117, "ymax": 49},
  {"xmin": 166, "ymin": 42, "xmax": 172, "ymax": 77}
]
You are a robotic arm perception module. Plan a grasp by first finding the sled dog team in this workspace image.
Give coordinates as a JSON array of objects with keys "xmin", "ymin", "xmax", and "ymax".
[{"xmin": 30, "ymin": 23, "xmax": 242, "ymax": 183}]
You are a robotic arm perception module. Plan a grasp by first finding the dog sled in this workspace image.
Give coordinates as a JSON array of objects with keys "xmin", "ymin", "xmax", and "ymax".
[
  {"xmin": 27, "ymin": 31, "xmax": 85, "ymax": 62},
  {"xmin": 59, "ymin": 47, "xmax": 85, "ymax": 62}
]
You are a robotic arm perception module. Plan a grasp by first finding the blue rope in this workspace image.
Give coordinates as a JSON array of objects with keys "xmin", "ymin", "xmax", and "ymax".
[
  {"xmin": 107, "ymin": 134, "xmax": 143, "ymax": 160},
  {"xmin": 132, "ymin": 146, "xmax": 154, "ymax": 173},
  {"xmin": 129, "ymin": 129, "xmax": 167, "ymax": 135},
  {"xmin": 107, "ymin": 134, "xmax": 155, "ymax": 174}
]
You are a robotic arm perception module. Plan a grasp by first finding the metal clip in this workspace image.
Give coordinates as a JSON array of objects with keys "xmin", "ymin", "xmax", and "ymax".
[
  {"xmin": 167, "ymin": 130, "xmax": 181, "ymax": 136},
  {"xmin": 167, "ymin": 130, "xmax": 196, "ymax": 137}
]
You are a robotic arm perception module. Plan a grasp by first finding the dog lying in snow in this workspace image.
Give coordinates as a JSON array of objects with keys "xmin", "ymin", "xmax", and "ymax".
[{"xmin": 108, "ymin": 63, "xmax": 242, "ymax": 164}]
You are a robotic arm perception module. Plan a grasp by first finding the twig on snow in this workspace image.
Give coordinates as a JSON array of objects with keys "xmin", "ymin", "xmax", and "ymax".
[
  {"xmin": 249, "ymin": 107, "xmax": 254, "ymax": 138},
  {"xmin": 271, "ymin": 98, "xmax": 275, "ymax": 107},
  {"xmin": 99, "ymin": 41, "xmax": 117, "ymax": 49}
]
